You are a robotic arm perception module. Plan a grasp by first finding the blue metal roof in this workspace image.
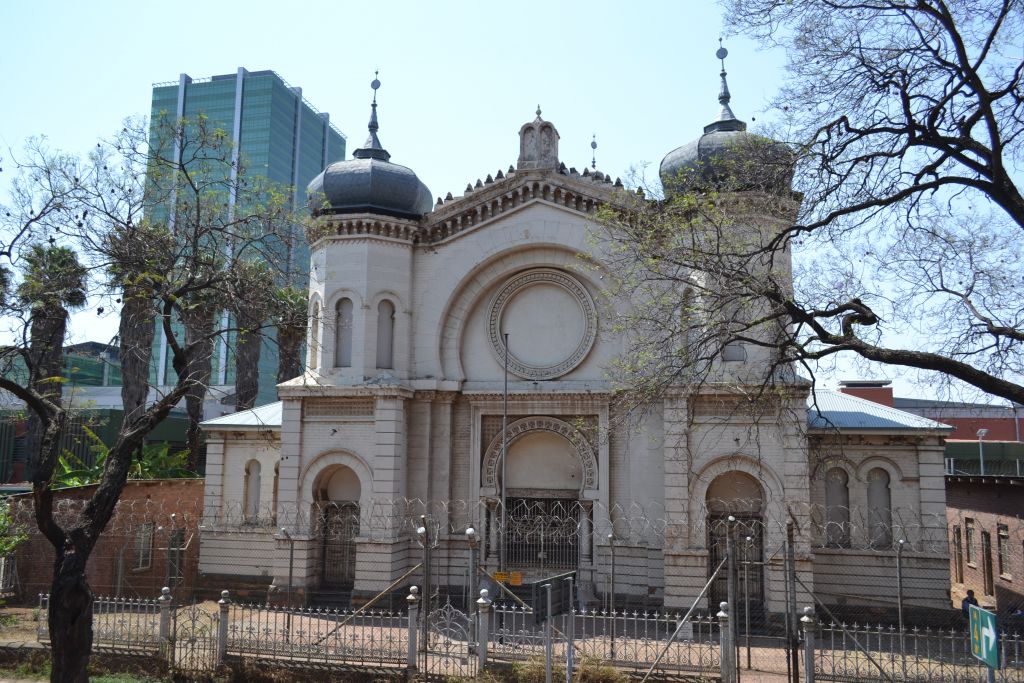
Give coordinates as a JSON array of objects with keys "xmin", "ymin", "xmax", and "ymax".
[
  {"xmin": 807, "ymin": 390, "xmax": 951, "ymax": 431},
  {"xmin": 201, "ymin": 401, "xmax": 282, "ymax": 430}
]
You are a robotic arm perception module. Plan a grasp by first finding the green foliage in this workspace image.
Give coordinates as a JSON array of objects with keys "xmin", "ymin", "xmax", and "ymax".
[
  {"xmin": 0, "ymin": 500, "xmax": 26, "ymax": 558},
  {"xmin": 52, "ymin": 426, "xmax": 197, "ymax": 488},
  {"xmin": 16, "ymin": 243, "xmax": 88, "ymax": 311}
]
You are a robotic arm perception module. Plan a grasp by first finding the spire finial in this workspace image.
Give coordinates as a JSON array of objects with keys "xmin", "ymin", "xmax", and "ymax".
[
  {"xmin": 591, "ymin": 134, "xmax": 598, "ymax": 170},
  {"xmin": 715, "ymin": 40, "xmax": 738, "ymax": 122},
  {"xmin": 535, "ymin": 105, "xmax": 542, "ymax": 120},
  {"xmin": 353, "ymin": 70, "xmax": 391, "ymax": 161}
]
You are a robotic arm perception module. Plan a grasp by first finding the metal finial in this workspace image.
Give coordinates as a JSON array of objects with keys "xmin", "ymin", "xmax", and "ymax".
[
  {"xmin": 590, "ymin": 134, "xmax": 597, "ymax": 169},
  {"xmin": 353, "ymin": 70, "xmax": 390, "ymax": 161},
  {"xmin": 536, "ymin": 104, "xmax": 542, "ymax": 120},
  {"xmin": 715, "ymin": 40, "xmax": 737, "ymax": 122}
]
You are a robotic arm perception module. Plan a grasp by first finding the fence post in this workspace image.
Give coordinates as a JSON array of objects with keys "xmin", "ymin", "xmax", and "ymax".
[
  {"xmin": 406, "ymin": 585, "xmax": 420, "ymax": 671},
  {"xmin": 477, "ymin": 588, "xmax": 492, "ymax": 670},
  {"xmin": 719, "ymin": 601, "xmax": 735, "ymax": 683},
  {"xmin": 801, "ymin": 606, "xmax": 816, "ymax": 683},
  {"xmin": 217, "ymin": 590, "xmax": 230, "ymax": 665},
  {"xmin": 158, "ymin": 586, "xmax": 172, "ymax": 658}
]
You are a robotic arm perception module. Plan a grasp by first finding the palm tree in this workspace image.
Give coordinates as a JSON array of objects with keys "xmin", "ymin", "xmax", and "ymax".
[{"xmin": 17, "ymin": 244, "xmax": 88, "ymax": 481}]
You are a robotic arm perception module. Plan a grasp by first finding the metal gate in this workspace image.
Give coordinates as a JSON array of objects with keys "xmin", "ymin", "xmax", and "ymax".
[
  {"xmin": 420, "ymin": 599, "xmax": 477, "ymax": 680},
  {"xmin": 321, "ymin": 502, "xmax": 359, "ymax": 588},
  {"xmin": 169, "ymin": 603, "xmax": 220, "ymax": 674},
  {"xmin": 707, "ymin": 515, "xmax": 764, "ymax": 607},
  {"xmin": 505, "ymin": 497, "xmax": 579, "ymax": 570}
]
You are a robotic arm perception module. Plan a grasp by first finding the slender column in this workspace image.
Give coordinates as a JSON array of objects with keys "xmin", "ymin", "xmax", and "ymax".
[
  {"xmin": 406, "ymin": 586, "xmax": 420, "ymax": 671},
  {"xmin": 801, "ymin": 607, "xmax": 816, "ymax": 683},
  {"xmin": 477, "ymin": 589, "xmax": 492, "ymax": 670},
  {"xmin": 580, "ymin": 502, "xmax": 593, "ymax": 566},
  {"xmin": 488, "ymin": 501, "xmax": 499, "ymax": 561}
]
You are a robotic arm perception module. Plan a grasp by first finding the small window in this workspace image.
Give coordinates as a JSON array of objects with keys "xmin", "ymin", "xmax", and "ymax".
[
  {"xmin": 376, "ymin": 300, "xmax": 395, "ymax": 369},
  {"xmin": 335, "ymin": 298, "xmax": 353, "ymax": 367},
  {"xmin": 867, "ymin": 468, "xmax": 892, "ymax": 549},
  {"xmin": 953, "ymin": 525, "xmax": 964, "ymax": 583},
  {"xmin": 167, "ymin": 528, "xmax": 185, "ymax": 584},
  {"xmin": 824, "ymin": 467, "xmax": 851, "ymax": 547},
  {"xmin": 134, "ymin": 523, "xmax": 153, "ymax": 571},
  {"xmin": 998, "ymin": 525, "xmax": 1011, "ymax": 578},
  {"xmin": 310, "ymin": 301, "xmax": 321, "ymax": 370},
  {"xmin": 966, "ymin": 518, "xmax": 976, "ymax": 565},
  {"xmin": 244, "ymin": 460, "xmax": 262, "ymax": 522}
]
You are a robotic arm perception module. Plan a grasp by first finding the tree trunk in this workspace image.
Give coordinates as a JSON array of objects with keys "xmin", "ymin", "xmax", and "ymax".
[
  {"xmin": 277, "ymin": 325, "xmax": 304, "ymax": 384},
  {"xmin": 118, "ymin": 285, "xmax": 155, "ymax": 424},
  {"xmin": 234, "ymin": 311, "xmax": 263, "ymax": 412},
  {"xmin": 180, "ymin": 304, "xmax": 216, "ymax": 472},
  {"xmin": 25, "ymin": 306, "xmax": 66, "ymax": 482},
  {"xmin": 47, "ymin": 543, "xmax": 92, "ymax": 683}
]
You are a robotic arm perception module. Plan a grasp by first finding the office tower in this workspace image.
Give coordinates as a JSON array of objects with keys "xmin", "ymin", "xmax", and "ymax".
[{"xmin": 148, "ymin": 68, "xmax": 345, "ymax": 409}]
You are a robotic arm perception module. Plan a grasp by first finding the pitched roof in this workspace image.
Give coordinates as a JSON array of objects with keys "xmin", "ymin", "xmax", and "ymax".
[
  {"xmin": 201, "ymin": 401, "xmax": 282, "ymax": 429},
  {"xmin": 807, "ymin": 389, "xmax": 951, "ymax": 431}
]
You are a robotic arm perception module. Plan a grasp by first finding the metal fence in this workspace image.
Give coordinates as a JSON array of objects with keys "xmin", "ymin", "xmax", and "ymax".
[
  {"xmin": 37, "ymin": 593, "xmax": 162, "ymax": 653},
  {"xmin": 812, "ymin": 617, "xmax": 1024, "ymax": 682}
]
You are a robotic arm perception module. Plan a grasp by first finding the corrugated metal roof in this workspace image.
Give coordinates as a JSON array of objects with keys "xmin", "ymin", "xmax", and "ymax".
[
  {"xmin": 200, "ymin": 391, "xmax": 950, "ymax": 433},
  {"xmin": 807, "ymin": 390, "xmax": 951, "ymax": 431},
  {"xmin": 201, "ymin": 401, "xmax": 282, "ymax": 429}
]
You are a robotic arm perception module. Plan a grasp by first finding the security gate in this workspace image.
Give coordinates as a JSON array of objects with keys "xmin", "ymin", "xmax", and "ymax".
[
  {"xmin": 170, "ymin": 603, "xmax": 219, "ymax": 674},
  {"xmin": 420, "ymin": 599, "xmax": 477, "ymax": 680},
  {"xmin": 321, "ymin": 502, "xmax": 359, "ymax": 588},
  {"xmin": 707, "ymin": 515, "xmax": 764, "ymax": 607}
]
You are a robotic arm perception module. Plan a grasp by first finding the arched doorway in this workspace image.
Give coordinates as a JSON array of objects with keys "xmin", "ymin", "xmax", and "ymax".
[
  {"xmin": 705, "ymin": 471, "xmax": 765, "ymax": 608},
  {"xmin": 315, "ymin": 465, "xmax": 361, "ymax": 589},
  {"xmin": 504, "ymin": 430, "xmax": 583, "ymax": 571}
]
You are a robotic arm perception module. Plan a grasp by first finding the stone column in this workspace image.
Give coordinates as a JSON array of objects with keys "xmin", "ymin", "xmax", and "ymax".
[{"xmin": 580, "ymin": 502, "xmax": 593, "ymax": 566}]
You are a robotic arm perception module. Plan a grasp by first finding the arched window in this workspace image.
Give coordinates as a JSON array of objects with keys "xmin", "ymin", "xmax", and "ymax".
[
  {"xmin": 824, "ymin": 467, "xmax": 851, "ymax": 547},
  {"xmin": 376, "ymin": 300, "xmax": 395, "ymax": 369},
  {"xmin": 867, "ymin": 467, "xmax": 893, "ymax": 548},
  {"xmin": 310, "ymin": 301, "xmax": 321, "ymax": 370},
  {"xmin": 335, "ymin": 298, "xmax": 353, "ymax": 367},
  {"xmin": 244, "ymin": 460, "xmax": 261, "ymax": 522}
]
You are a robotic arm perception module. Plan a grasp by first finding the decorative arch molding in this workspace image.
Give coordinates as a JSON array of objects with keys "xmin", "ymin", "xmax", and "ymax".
[
  {"xmin": 324, "ymin": 288, "xmax": 364, "ymax": 313},
  {"xmin": 481, "ymin": 416, "xmax": 598, "ymax": 492},
  {"xmin": 855, "ymin": 456, "xmax": 906, "ymax": 482},
  {"xmin": 809, "ymin": 453, "xmax": 858, "ymax": 481},
  {"xmin": 299, "ymin": 450, "xmax": 374, "ymax": 509},
  {"xmin": 435, "ymin": 244, "xmax": 606, "ymax": 380},
  {"xmin": 369, "ymin": 289, "xmax": 406, "ymax": 313},
  {"xmin": 688, "ymin": 454, "xmax": 786, "ymax": 525}
]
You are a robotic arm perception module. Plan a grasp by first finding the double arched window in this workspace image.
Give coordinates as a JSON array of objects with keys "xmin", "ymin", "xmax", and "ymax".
[
  {"xmin": 335, "ymin": 298, "xmax": 354, "ymax": 367},
  {"xmin": 867, "ymin": 468, "xmax": 893, "ymax": 548},
  {"xmin": 376, "ymin": 300, "xmax": 395, "ymax": 369},
  {"xmin": 824, "ymin": 467, "xmax": 851, "ymax": 547},
  {"xmin": 243, "ymin": 460, "xmax": 261, "ymax": 522}
]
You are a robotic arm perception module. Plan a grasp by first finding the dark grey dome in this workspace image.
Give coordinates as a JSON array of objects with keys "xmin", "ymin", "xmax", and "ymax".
[
  {"xmin": 660, "ymin": 47, "xmax": 795, "ymax": 197},
  {"xmin": 659, "ymin": 121, "xmax": 795, "ymax": 197},
  {"xmin": 308, "ymin": 156, "xmax": 433, "ymax": 219},
  {"xmin": 307, "ymin": 80, "xmax": 432, "ymax": 220}
]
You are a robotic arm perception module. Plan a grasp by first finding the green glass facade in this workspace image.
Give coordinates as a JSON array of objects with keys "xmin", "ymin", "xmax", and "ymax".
[{"xmin": 148, "ymin": 68, "xmax": 345, "ymax": 407}]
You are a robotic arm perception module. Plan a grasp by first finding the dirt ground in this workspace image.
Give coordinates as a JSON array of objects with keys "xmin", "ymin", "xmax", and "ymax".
[{"xmin": 0, "ymin": 608, "xmax": 41, "ymax": 644}]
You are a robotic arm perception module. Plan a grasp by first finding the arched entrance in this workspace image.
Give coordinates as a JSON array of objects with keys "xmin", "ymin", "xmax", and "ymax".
[
  {"xmin": 705, "ymin": 471, "xmax": 765, "ymax": 608},
  {"xmin": 504, "ymin": 430, "xmax": 582, "ymax": 570},
  {"xmin": 314, "ymin": 465, "xmax": 361, "ymax": 589}
]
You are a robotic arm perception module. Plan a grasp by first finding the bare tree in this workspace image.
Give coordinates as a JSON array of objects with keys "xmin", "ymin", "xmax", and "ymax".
[
  {"xmin": 0, "ymin": 115, "xmax": 305, "ymax": 682},
  {"xmin": 647, "ymin": 0, "xmax": 1024, "ymax": 402}
]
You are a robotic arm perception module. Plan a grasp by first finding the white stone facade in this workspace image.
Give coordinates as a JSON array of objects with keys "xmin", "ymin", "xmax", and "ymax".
[{"xmin": 198, "ymin": 112, "xmax": 951, "ymax": 615}]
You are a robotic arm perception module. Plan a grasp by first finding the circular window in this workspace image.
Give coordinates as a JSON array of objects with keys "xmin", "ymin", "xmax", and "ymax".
[{"xmin": 487, "ymin": 269, "xmax": 597, "ymax": 380}]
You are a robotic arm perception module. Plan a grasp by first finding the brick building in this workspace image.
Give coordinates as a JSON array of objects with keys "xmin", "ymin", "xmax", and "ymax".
[
  {"xmin": 946, "ymin": 476, "xmax": 1024, "ymax": 616},
  {"xmin": 4, "ymin": 479, "xmax": 203, "ymax": 603}
]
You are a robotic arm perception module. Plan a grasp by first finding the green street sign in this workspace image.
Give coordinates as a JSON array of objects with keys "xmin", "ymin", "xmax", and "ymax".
[{"xmin": 970, "ymin": 604, "xmax": 1000, "ymax": 669}]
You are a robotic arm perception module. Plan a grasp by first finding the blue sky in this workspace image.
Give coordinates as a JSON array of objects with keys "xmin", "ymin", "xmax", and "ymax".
[{"xmin": 0, "ymin": 0, "xmax": 943, "ymax": 398}]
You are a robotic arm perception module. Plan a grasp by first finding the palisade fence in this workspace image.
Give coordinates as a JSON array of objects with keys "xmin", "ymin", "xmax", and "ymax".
[{"xmin": 10, "ymin": 495, "xmax": 1024, "ymax": 680}]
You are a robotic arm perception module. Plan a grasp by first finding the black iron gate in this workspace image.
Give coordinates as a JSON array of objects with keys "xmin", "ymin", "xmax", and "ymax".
[
  {"xmin": 321, "ymin": 502, "xmax": 359, "ymax": 588},
  {"xmin": 707, "ymin": 515, "xmax": 764, "ymax": 607}
]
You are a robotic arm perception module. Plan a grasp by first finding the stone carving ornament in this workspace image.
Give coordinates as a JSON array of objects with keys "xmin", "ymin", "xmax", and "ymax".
[
  {"xmin": 487, "ymin": 269, "xmax": 597, "ymax": 380},
  {"xmin": 481, "ymin": 416, "xmax": 598, "ymax": 491}
]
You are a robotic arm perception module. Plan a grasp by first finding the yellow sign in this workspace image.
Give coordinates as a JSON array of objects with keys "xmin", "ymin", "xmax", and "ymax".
[
  {"xmin": 493, "ymin": 571, "xmax": 509, "ymax": 582},
  {"xmin": 509, "ymin": 571, "xmax": 523, "ymax": 586}
]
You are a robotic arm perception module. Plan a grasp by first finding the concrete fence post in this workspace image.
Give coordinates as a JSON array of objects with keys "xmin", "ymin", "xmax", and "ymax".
[
  {"xmin": 718, "ymin": 601, "xmax": 735, "ymax": 683},
  {"xmin": 217, "ymin": 590, "xmax": 230, "ymax": 665},
  {"xmin": 406, "ymin": 585, "xmax": 420, "ymax": 671},
  {"xmin": 157, "ymin": 586, "xmax": 172, "ymax": 658},
  {"xmin": 477, "ymin": 588, "xmax": 492, "ymax": 670},
  {"xmin": 801, "ymin": 606, "xmax": 816, "ymax": 683}
]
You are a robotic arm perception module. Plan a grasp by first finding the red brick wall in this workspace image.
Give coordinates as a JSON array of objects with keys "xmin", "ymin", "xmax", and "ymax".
[
  {"xmin": 7, "ymin": 479, "xmax": 203, "ymax": 604},
  {"xmin": 946, "ymin": 478, "xmax": 1024, "ymax": 615}
]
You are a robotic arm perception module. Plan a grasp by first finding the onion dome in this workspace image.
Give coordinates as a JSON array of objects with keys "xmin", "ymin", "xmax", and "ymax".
[
  {"xmin": 307, "ymin": 74, "xmax": 432, "ymax": 219},
  {"xmin": 660, "ymin": 44, "xmax": 794, "ymax": 197}
]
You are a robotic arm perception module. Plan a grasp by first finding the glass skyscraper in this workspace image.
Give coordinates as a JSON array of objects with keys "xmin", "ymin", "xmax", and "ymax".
[{"xmin": 148, "ymin": 68, "xmax": 346, "ymax": 408}]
